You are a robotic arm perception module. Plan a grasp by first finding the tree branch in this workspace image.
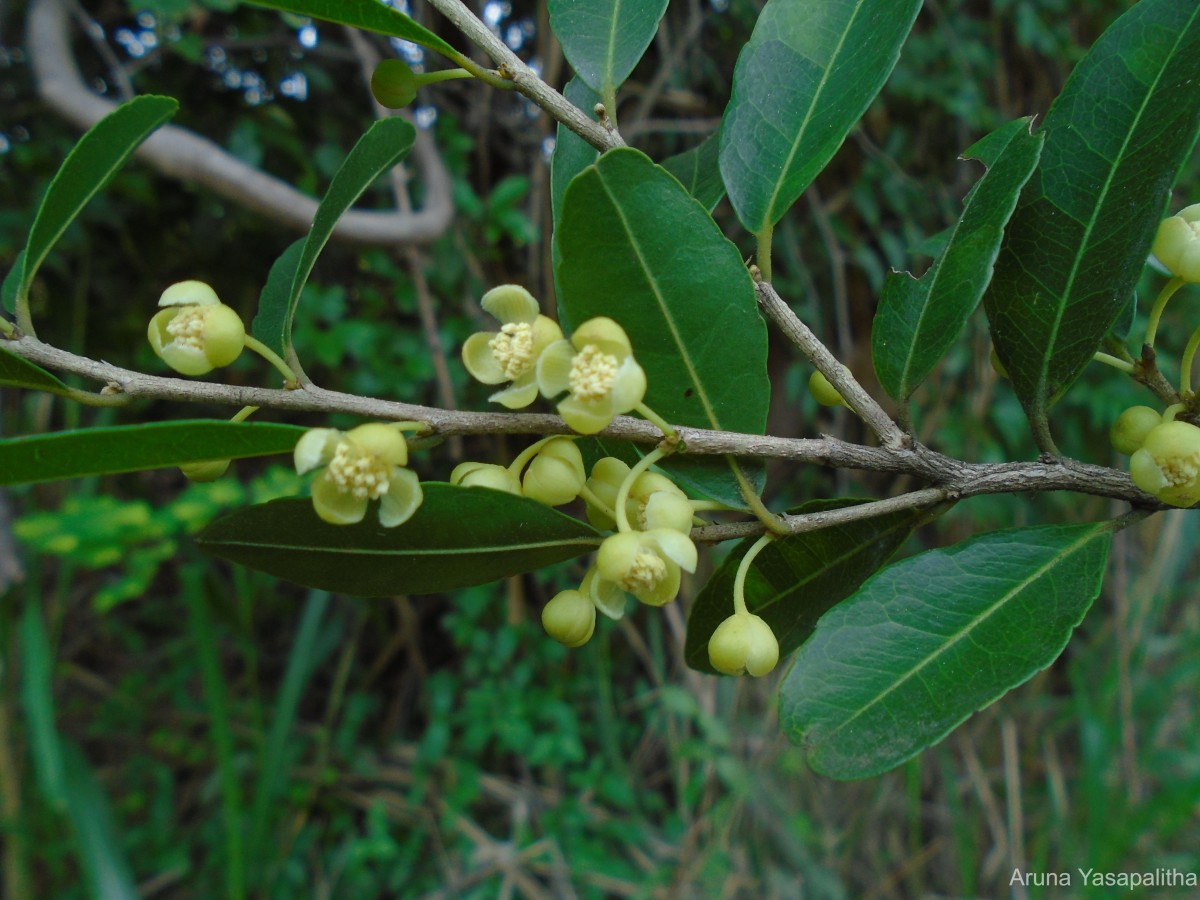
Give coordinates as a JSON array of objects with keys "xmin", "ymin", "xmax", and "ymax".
[
  {"xmin": 28, "ymin": 0, "xmax": 453, "ymax": 245},
  {"xmin": 1, "ymin": 333, "xmax": 1161, "ymax": 513},
  {"xmin": 755, "ymin": 276, "xmax": 909, "ymax": 450},
  {"xmin": 422, "ymin": 0, "xmax": 623, "ymax": 153}
]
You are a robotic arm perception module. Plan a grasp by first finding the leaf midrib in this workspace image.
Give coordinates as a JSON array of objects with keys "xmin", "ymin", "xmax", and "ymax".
[
  {"xmin": 760, "ymin": 0, "xmax": 867, "ymax": 231},
  {"xmin": 594, "ymin": 165, "xmax": 725, "ymax": 431},
  {"xmin": 813, "ymin": 527, "xmax": 1101, "ymax": 745},
  {"xmin": 200, "ymin": 536, "xmax": 602, "ymax": 556},
  {"xmin": 1033, "ymin": 7, "xmax": 1199, "ymax": 416}
]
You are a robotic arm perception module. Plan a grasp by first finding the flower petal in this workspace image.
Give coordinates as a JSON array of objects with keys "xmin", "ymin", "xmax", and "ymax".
[
  {"xmin": 347, "ymin": 422, "xmax": 408, "ymax": 466},
  {"xmin": 609, "ymin": 357, "xmax": 647, "ymax": 413},
  {"xmin": 489, "ymin": 378, "xmax": 540, "ymax": 409},
  {"xmin": 636, "ymin": 560, "xmax": 680, "ymax": 607},
  {"xmin": 462, "ymin": 332, "xmax": 507, "ymax": 384},
  {"xmin": 311, "ymin": 474, "xmax": 369, "ymax": 524},
  {"xmin": 531, "ymin": 315, "xmax": 565, "ymax": 352},
  {"xmin": 648, "ymin": 529, "xmax": 698, "ymax": 573},
  {"xmin": 583, "ymin": 565, "xmax": 627, "ymax": 620},
  {"xmin": 159, "ymin": 280, "xmax": 220, "ymax": 307},
  {"xmin": 378, "ymin": 467, "xmax": 423, "ymax": 527},
  {"xmin": 159, "ymin": 343, "xmax": 216, "ymax": 376},
  {"xmin": 294, "ymin": 428, "xmax": 342, "ymax": 475},
  {"xmin": 558, "ymin": 395, "xmax": 614, "ymax": 435},
  {"xmin": 481, "ymin": 284, "xmax": 539, "ymax": 324},
  {"xmin": 536, "ymin": 339, "xmax": 576, "ymax": 398},
  {"xmin": 596, "ymin": 531, "xmax": 642, "ymax": 583},
  {"xmin": 571, "ymin": 317, "xmax": 632, "ymax": 358},
  {"xmin": 642, "ymin": 492, "xmax": 695, "ymax": 534}
]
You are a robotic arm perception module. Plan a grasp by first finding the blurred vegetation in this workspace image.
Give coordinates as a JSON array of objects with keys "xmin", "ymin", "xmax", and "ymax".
[{"xmin": 1, "ymin": 0, "xmax": 1199, "ymax": 897}]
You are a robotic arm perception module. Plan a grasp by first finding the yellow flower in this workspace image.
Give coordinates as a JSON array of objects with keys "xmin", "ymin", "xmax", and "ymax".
[
  {"xmin": 596, "ymin": 528, "xmax": 696, "ymax": 607},
  {"xmin": 148, "ymin": 280, "xmax": 245, "ymax": 376},
  {"xmin": 461, "ymin": 285, "xmax": 564, "ymax": 408},
  {"xmin": 1129, "ymin": 420, "xmax": 1200, "ymax": 507},
  {"xmin": 1152, "ymin": 204, "xmax": 1200, "ymax": 282},
  {"xmin": 537, "ymin": 318, "xmax": 647, "ymax": 434},
  {"xmin": 708, "ymin": 612, "xmax": 779, "ymax": 677},
  {"xmin": 294, "ymin": 423, "xmax": 422, "ymax": 526}
]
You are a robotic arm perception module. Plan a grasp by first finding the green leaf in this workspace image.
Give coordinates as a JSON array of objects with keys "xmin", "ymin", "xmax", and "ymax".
[
  {"xmin": 872, "ymin": 119, "xmax": 1043, "ymax": 403},
  {"xmin": 245, "ymin": 0, "xmax": 459, "ymax": 58},
  {"xmin": 550, "ymin": 79, "xmax": 601, "ymax": 324},
  {"xmin": 0, "ymin": 421, "xmax": 305, "ymax": 485},
  {"xmin": 253, "ymin": 118, "xmax": 415, "ymax": 357},
  {"xmin": 557, "ymin": 148, "xmax": 770, "ymax": 505},
  {"xmin": 2, "ymin": 249, "xmax": 25, "ymax": 315},
  {"xmin": 10, "ymin": 95, "xmax": 177, "ymax": 311},
  {"xmin": 196, "ymin": 484, "xmax": 602, "ymax": 597},
  {"xmin": 719, "ymin": 0, "xmax": 922, "ymax": 235},
  {"xmin": 661, "ymin": 132, "xmax": 725, "ymax": 213},
  {"xmin": 0, "ymin": 344, "xmax": 70, "ymax": 394},
  {"xmin": 548, "ymin": 0, "xmax": 669, "ymax": 96},
  {"xmin": 983, "ymin": 0, "xmax": 1200, "ymax": 447},
  {"xmin": 252, "ymin": 238, "xmax": 304, "ymax": 357},
  {"xmin": 779, "ymin": 523, "xmax": 1111, "ymax": 780},
  {"xmin": 684, "ymin": 499, "xmax": 931, "ymax": 673}
]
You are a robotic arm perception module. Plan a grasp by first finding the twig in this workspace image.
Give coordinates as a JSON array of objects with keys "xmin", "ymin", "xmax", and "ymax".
[
  {"xmin": 754, "ymin": 276, "xmax": 909, "ymax": 450},
  {"xmin": 423, "ymin": 0, "xmax": 622, "ymax": 153},
  {"xmin": 0, "ymin": 333, "xmax": 1162, "ymax": 510}
]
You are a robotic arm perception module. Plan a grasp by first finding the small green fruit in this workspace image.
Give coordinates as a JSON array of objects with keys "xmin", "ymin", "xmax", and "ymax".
[{"xmin": 371, "ymin": 59, "xmax": 417, "ymax": 109}]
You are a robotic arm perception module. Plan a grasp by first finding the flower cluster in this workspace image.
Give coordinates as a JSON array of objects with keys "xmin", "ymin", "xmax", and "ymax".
[{"xmin": 462, "ymin": 285, "xmax": 646, "ymax": 434}]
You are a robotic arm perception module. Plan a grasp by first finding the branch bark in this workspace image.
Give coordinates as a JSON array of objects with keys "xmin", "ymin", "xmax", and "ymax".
[{"xmin": 27, "ymin": 0, "xmax": 453, "ymax": 245}]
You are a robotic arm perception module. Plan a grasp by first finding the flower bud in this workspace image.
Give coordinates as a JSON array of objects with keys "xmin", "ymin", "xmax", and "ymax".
[
  {"xmin": 1152, "ymin": 204, "xmax": 1200, "ymax": 283},
  {"xmin": 450, "ymin": 461, "xmax": 521, "ymax": 495},
  {"xmin": 180, "ymin": 459, "xmax": 231, "ymax": 482},
  {"xmin": 1110, "ymin": 405, "xmax": 1162, "ymax": 456},
  {"xmin": 1129, "ymin": 420, "xmax": 1200, "ymax": 507},
  {"xmin": 541, "ymin": 589, "xmax": 596, "ymax": 647},
  {"xmin": 708, "ymin": 612, "xmax": 779, "ymax": 677},
  {"xmin": 583, "ymin": 457, "xmax": 632, "ymax": 529},
  {"xmin": 522, "ymin": 438, "xmax": 585, "ymax": 506},
  {"xmin": 809, "ymin": 368, "xmax": 848, "ymax": 407},
  {"xmin": 148, "ymin": 281, "xmax": 245, "ymax": 376}
]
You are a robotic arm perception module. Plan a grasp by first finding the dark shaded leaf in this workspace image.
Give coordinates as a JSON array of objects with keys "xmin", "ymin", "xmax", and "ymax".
[
  {"xmin": 661, "ymin": 132, "xmax": 725, "ymax": 212},
  {"xmin": 0, "ymin": 344, "xmax": 70, "ymax": 394},
  {"xmin": 246, "ymin": 0, "xmax": 458, "ymax": 57}
]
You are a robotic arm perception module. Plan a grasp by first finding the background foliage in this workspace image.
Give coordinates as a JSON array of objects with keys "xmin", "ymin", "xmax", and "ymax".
[{"xmin": 2, "ymin": 0, "xmax": 1199, "ymax": 896}]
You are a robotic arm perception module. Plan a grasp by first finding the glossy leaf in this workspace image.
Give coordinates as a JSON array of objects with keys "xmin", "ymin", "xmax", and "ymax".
[
  {"xmin": 550, "ymin": 77, "xmax": 600, "ymax": 323},
  {"xmin": 719, "ymin": 0, "xmax": 922, "ymax": 235},
  {"xmin": 983, "ymin": 0, "xmax": 1200, "ymax": 447},
  {"xmin": 661, "ymin": 132, "xmax": 725, "ymax": 213},
  {"xmin": 548, "ymin": 0, "xmax": 669, "ymax": 96},
  {"xmin": 685, "ymin": 499, "xmax": 931, "ymax": 673},
  {"xmin": 780, "ymin": 523, "xmax": 1111, "ymax": 780},
  {"xmin": 0, "ymin": 344, "xmax": 70, "ymax": 394},
  {"xmin": 557, "ymin": 148, "xmax": 770, "ymax": 504},
  {"xmin": 9, "ymin": 95, "xmax": 177, "ymax": 310},
  {"xmin": 873, "ymin": 119, "xmax": 1043, "ymax": 403},
  {"xmin": 253, "ymin": 118, "xmax": 415, "ymax": 356},
  {"xmin": 196, "ymin": 484, "xmax": 601, "ymax": 597},
  {"xmin": 252, "ymin": 238, "xmax": 304, "ymax": 357},
  {"xmin": 0, "ymin": 422, "xmax": 305, "ymax": 485},
  {"xmin": 246, "ymin": 0, "xmax": 459, "ymax": 58}
]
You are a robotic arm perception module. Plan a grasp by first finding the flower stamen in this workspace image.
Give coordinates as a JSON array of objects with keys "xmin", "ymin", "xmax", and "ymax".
[
  {"xmin": 164, "ymin": 307, "xmax": 207, "ymax": 348},
  {"xmin": 327, "ymin": 441, "xmax": 391, "ymax": 500},
  {"xmin": 618, "ymin": 551, "xmax": 667, "ymax": 594},
  {"xmin": 488, "ymin": 321, "xmax": 535, "ymax": 380},
  {"xmin": 569, "ymin": 344, "xmax": 619, "ymax": 401}
]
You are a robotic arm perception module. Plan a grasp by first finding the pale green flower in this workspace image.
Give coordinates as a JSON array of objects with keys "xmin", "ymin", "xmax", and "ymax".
[
  {"xmin": 450, "ymin": 461, "xmax": 522, "ymax": 495},
  {"xmin": 461, "ymin": 285, "xmax": 564, "ymax": 408},
  {"xmin": 583, "ymin": 458, "xmax": 691, "ymax": 533},
  {"xmin": 1129, "ymin": 420, "xmax": 1200, "ymax": 508},
  {"xmin": 708, "ymin": 612, "xmax": 779, "ymax": 677},
  {"xmin": 541, "ymin": 588, "xmax": 596, "ymax": 647},
  {"xmin": 521, "ymin": 438, "xmax": 585, "ymax": 506},
  {"xmin": 1152, "ymin": 204, "xmax": 1200, "ymax": 283},
  {"xmin": 537, "ymin": 317, "xmax": 647, "ymax": 434},
  {"xmin": 148, "ymin": 280, "xmax": 245, "ymax": 376},
  {"xmin": 596, "ymin": 528, "xmax": 696, "ymax": 607},
  {"xmin": 295, "ymin": 423, "xmax": 422, "ymax": 527}
]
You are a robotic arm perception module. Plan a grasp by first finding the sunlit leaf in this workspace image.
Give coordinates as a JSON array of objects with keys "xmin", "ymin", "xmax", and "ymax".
[{"xmin": 548, "ymin": 0, "xmax": 669, "ymax": 96}]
